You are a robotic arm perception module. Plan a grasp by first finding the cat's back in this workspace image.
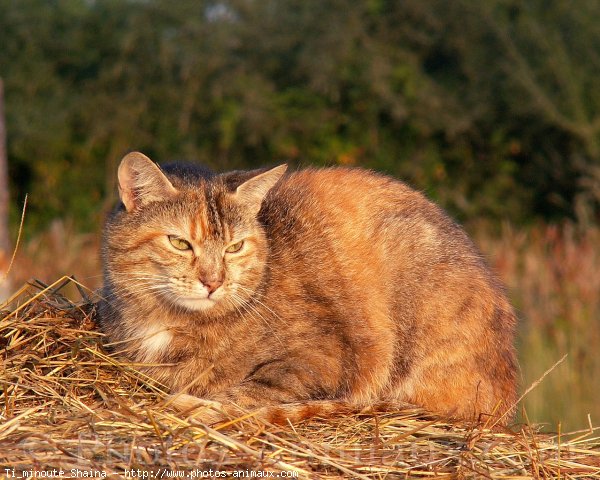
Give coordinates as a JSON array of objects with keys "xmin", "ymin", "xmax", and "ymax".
[
  {"xmin": 266, "ymin": 166, "xmax": 417, "ymax": 214},
  {"xmin": 261, "ymin": 166, "xmax": 480, "ymax": 268}
]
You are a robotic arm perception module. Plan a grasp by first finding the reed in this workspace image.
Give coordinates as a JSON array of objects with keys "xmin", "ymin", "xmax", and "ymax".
[{"xmin": 477, "ymin": 223, "xmax": 600, "ymax": 432}]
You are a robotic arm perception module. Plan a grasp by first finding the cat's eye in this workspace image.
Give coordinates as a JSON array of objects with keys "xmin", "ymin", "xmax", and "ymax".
[
  {"xmin": 168, "ymin": 235, "xmax": 192, "ymax": 251},
  {"xmin": 225, "ymin": 240, "xmax": 244, "ymax": 254}
]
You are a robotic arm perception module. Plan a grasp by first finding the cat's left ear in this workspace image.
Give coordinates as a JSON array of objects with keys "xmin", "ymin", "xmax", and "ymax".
[
  {"xmin": 118, "ymin": 152, "xmax": 178, "ymax": 211},
  {"xmin": 234, "ymin": 164, "xmax": 287, "ymax": 215}
]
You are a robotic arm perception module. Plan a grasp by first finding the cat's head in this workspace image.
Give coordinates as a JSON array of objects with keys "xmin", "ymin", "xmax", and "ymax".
[{"xmin": 103, "ymin": 152, "xmax": 286, "ymax": 316}]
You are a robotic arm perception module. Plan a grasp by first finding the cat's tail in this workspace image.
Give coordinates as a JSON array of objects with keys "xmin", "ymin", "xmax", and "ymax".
[{"xmin": 167, "ymin": 393, "xmax": 420, "ymax": 425}]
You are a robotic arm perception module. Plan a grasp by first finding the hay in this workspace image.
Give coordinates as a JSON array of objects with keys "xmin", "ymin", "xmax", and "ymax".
[{"xmin": 1, "ymin": 277, "xmax": 599, "ymax": 478}]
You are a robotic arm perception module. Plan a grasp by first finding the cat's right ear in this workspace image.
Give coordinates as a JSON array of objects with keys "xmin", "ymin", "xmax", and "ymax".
[
  {"xmin": 117, "ymin": 152, "xmax": 178, "ymax": 212},
  {"xmin": 234, "ymin": 164, "xmax": 287, "ymax": 215}
]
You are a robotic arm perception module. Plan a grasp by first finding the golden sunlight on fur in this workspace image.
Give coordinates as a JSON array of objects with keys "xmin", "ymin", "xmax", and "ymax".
[{"xmin": 99, "ymin": 152, "xmax": 518, "ymax": 426}]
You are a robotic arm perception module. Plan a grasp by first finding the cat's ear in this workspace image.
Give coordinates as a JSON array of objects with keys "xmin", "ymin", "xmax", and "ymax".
[
  {"xmin": 117, "ymin": 152, "xmax": 178, "ymax": 211},
  {"xmin": 234, "ymin": 164, "xmax": 287, "ymax": 214}
]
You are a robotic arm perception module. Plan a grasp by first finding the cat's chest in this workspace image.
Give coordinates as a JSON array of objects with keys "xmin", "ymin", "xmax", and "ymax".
[
  {"xmin": 139, "ymin": 321, "xmax": 264, "ymax": 395},
  {"xmin": 138, "ymin": 322, "xmax": 173, "ymax": 360},
  {"xmin": 135, "ymin": 315, "xmax": 258, "ymax": 364}
]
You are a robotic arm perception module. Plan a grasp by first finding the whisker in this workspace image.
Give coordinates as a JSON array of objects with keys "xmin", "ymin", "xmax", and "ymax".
[
  {"xmin": 228, "ymin": 291, "xmax": 284, "ymax": 346},
  {"xmin": 236, "ymin": 284, "xmax": 285, "ymax": 323}
]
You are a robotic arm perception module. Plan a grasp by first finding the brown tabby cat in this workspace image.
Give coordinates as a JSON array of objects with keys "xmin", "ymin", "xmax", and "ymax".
[{"xmin": 99, "ymin": 151, "xmax": 517, "ymax": 425}]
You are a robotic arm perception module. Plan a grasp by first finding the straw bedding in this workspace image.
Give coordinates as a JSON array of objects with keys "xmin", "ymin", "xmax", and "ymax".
[{"xmin": 1, "ymin": 276, "xmax": 599, "ymax": 478}]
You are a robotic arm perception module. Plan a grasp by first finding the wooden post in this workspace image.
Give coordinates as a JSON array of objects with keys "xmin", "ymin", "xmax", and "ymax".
[{"xmin": 0, "ymin": 77, "xmax": 12, "ymax": 300}]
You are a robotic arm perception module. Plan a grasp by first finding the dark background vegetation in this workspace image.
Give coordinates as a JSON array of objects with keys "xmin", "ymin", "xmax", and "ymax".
[{"xmin": 1, "ymin": 0, "xmax": 599, "ymax": 431}]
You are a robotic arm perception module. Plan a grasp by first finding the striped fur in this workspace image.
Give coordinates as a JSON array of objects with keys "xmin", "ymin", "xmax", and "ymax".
[{"xmin": 99, "ymin": 152, "xmax": 518, "ymax": 426}]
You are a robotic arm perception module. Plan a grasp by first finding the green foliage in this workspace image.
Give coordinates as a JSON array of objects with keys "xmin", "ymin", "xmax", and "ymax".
[{"xmin": 1, "ymin": 0, "xmax": 600, "ymax": 231}]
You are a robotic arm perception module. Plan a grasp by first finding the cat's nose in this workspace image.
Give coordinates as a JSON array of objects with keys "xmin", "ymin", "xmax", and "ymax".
[{"xmin": 202, "ymin": 278, "xmax": 223, "ymax": 294}]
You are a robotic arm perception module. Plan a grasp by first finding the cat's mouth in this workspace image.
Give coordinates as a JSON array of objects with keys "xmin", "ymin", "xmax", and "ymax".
[
  {"xmin": 162, "ymin": 279, "xmax": 227, "ymax": 312},
  {"xmin": 175, "ymin": 295, "xmax": 217, "ymax": 311}
]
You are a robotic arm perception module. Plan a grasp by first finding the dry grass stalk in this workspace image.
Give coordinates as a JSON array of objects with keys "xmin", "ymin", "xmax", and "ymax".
[{"xmin": 1, "ymin": 277, "xmax": 599, "ymax": 478}]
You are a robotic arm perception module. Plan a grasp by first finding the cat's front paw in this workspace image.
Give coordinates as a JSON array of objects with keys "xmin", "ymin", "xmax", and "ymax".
[{"xmin": 165, "ymin": 393, "xmax": 228, "ymax": 424}]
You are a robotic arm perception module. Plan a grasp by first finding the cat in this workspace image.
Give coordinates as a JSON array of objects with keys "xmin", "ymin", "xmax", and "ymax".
[{"xmin": 99, "ymin": 151, "xmax": 518, "ymax": 426}]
